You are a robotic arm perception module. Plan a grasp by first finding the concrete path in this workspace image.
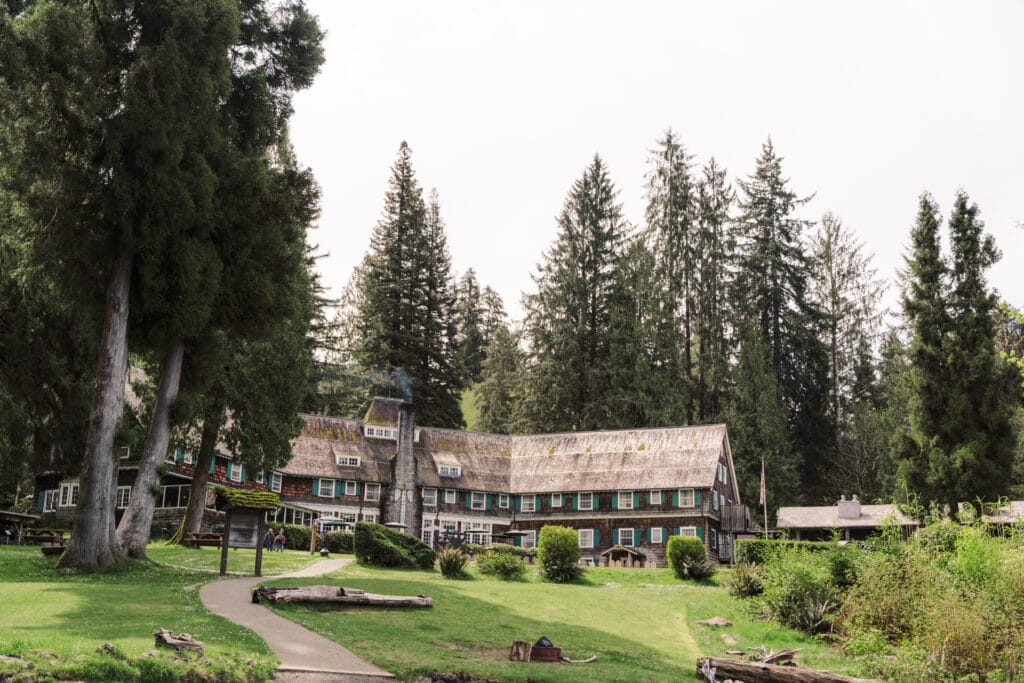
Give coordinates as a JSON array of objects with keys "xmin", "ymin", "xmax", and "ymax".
[{"xmin": 199, "ymin": 558, "xmax": 395, "ymax": 682}]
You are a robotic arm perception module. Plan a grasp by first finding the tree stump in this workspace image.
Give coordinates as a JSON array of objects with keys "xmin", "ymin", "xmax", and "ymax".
[{"xmin": 509, "ymin": 640, "xmax": 532, "ymax": 662}]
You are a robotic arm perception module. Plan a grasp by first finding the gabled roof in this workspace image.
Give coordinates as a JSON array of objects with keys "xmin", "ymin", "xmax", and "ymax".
[
  {"xmin": 283, "ymin": 415, "xmax": 393, "ymax": 482},
  {"xmin": 776, "ymin": 503, "xmax": 918, "ymax": 529},
  {"xmin": 363, "ymin": 397, "xmax": 406, "ymax": 427}
]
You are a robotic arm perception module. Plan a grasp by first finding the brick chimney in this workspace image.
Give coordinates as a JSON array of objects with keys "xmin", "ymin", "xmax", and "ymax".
[
  {"xmin": 384, "ymin": 401, "xmax": 420, "ymax": 540},
  {"xmin": 837, "ymin": 494, "xmax": 861, "ymax": 520}
]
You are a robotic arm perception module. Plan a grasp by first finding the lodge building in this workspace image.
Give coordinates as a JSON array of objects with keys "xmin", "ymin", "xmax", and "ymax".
[{"xmin": 34, "ymin": 397, "xmax": 751, "ymax": 566}]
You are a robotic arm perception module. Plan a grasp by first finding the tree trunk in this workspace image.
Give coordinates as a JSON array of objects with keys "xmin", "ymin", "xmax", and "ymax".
[
  {"xmin": 253, "ymin": 585, "xmax": 433, "ymax": 607},
  {"xmin": 116, "ymin": 340, "xmax": 185, "ymax": 558},
  {"xmin": 696, "ymin": 657, "xmax": 877, "ymax": 683},
  {"xmin": 180, "ymin": 406, "xmax": 222, "ymax": 539},
  {"xmin": 62, "ymin": 250, "xmax": 132, "ymax": 569}
]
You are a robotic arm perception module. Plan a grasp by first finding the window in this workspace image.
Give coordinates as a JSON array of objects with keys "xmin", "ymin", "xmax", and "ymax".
[
  {"xmin": 344, "ymin": 480, "xmax": 358, "ymax": 496},
  {"xmin": 551, "ymin": 493, "xmax": 562, "ymax": 507},
  {"xmin": 678, "ymin": 488, "xmax": 695, "ymax": 507},
  {"xmin": 678, "ymin": 526, "xmax": 697, "ymax": 537},
  {"xmin": 521, "ymin": 530, "xmax": 537, "ymax": 549},
  {"xmin": 709, "ymin": 528, "xmax": 718, "ymax": 550},
  {"xmin": 119, "ymin": 446, "xmax": 131, "ymax": 460},
  {"xmin": 497, "ymin": 493, "xmax": 509, "ymax": 508},
  {"xmin": 650, "ymin": 527, "xmax": 664, "ymax": 544},
  {"xmin": 158, "ymin": 484, "xmax": 190, "ymax": 508},
  {"xmin": 650, "ymin": 489, "xmax": 662, "ymax": 505},
  {"xmin": 362, "ymin": 512, "xmax": 379, "ymax": 523},
  {"xmin": 466, "ymin": 523, "xmax": 491, "ymax": 544},
  {"xmin": 422, "ymin": 488, "xmax": 437, "ymax": 507},
  {"xmin": 228, "ymin": 463, "xmax": 242, "ymax": 483},
  {"xmin": 43, "ymin": 489, "xmax": 58, "ymax": 513},
  {"xmin": 318, "ymin": 478, "xmax": 335, "ymax": 498},
  {"xmin": 444, "ymin": 489, "xmax": 457, "ymax": 504},
  {"xmin": 365, "ymin": 482, "xmax": 381, "ymax": 502},
  {"xmin": 712, "ymin": 489, "xmax": 721, "ymax": 511},
  {"xmin": 438, "ymin": 465, "xmax": 461, "ymax": 478},
  {"xmin": 165, "ymin": 450, "xmax": 178, "ymax": 465},
  {"xmin": 116, "ymin": 486, "xmax": 132, "ymax": 509},
  {"xmin": 619, "ymin": 528, "xmax": 635, "ymax": 547},
  {"xmin": 521, "ymin": 495, "xmax": 536, "ymax": 512},
  {"xmin": 183, "ymin": 451, "xmax": 195, "ymax": 465},
  {"xmin": 618, "ymin": 490, "xmax": 633, "ymax": 510},
  {"xmin": 59, "ymin": 482, "xmax": 79, "ymax": 507},
  {"xmin": 270, "ymin": 472, "xmax": 283, "ymax": 493},
  {"xmin": 578, "ymin": 528, "xmax": 595, "ymax": 548},
  {"xmin": 578, "ymin": 492, "xmax": 593, "ymax": 511},
  {"xmin": 421, "ymin": 529, "xmax": 434, "ymax": 547},
  {"xmin": 471, "ymin": 492, "xmax": 486, "ymax": 510},
  {"xmin": 336, "ymin": 455, "xmax": 360, "ymax": 467},
  {"xmin": 255, "ymin": 470, "xmax": 265, "ymax": 484},
  {"xmin": 364, "ymin": 425, "xmax": 397, "ymax": 440}
]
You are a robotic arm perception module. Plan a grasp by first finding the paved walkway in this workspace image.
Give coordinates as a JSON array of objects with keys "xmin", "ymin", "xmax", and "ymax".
[{"xmin": 199, "ymin": 558, "xmax": 395, "ymax": 682}]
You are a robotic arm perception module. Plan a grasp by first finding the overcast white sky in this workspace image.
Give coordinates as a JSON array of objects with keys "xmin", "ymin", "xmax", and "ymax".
[{"xmin": 289, "ymin": 1, "xmax": 1023, "ymax": 322}]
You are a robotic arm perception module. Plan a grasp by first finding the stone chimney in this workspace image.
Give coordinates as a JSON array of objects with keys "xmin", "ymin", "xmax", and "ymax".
[
  {"xmin": 384, "ymin": 401, "xmax": 420, "ymax": 540},
  {"xmin": 837, "ymin": 494, "xmax": 861, "ymax": 520}
]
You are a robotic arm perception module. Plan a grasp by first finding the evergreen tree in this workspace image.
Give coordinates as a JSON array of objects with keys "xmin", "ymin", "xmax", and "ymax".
[
  {"xmin": 454, "ymin": 269, "xmax": 486, "ymax": 385},
  {"xmin": 733, "ymin": 139, "xmax": 831, "ymax": 502},
  {"xmin": 475, "ymin": 324, "xmax": 525, "ymax": 435},
  {"xmin": 351, "ymin": 144, "xmax": 462, "ymax": 427}
]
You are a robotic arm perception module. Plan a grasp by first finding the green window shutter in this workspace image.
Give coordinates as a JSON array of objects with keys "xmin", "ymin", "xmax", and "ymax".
[
  {"xmin": 673, "ymin": 527, "xmax": 680, "ymax": 537},
  {"xmin": 209, "ymin": 457, "xmax": 216, "ymax": 475},
  {"xmin": 486, "ymin": 494, "xmax": 492, "ymax": 511},
  {"xmin": 226, "ymin": 462, "xmax": 232, "ymax": 480},
  {"xmin": 645, "ymin": 527, "xmax": 650, "ymax": 543},
  {"xmin": 572, "ymin": 495, "xmax": 577, "ymax": 511},
  {"xmin": 335, "ymin": 481, "xmax": 343, "ymax": 497},
  {"xmin": 672, "ymin": 490, "xmax": 679, "ymax": 507},
  {"xmin": 240, "ymin": 465, "xmax": 246, "ymax": 482},
  {"xmin": 634, "ymin": 492, "xmax": 641, "ymax": 508},
  {"xmin": 534, "ymin": 495, "xmax": 540, "ymax": 511},
  {"xmin": 612, "ymin": 529, "xmax": 619, "ymax": 545},
  {"xmin": 174, "ymin": 448, "xmax": 183, "ymax": 463},
  {"xmin": 466, "ymin": 492, "xmax": 472, "ymax": 510},
  {"xmin": 512, "ymin": 534, "xmax": 520, "ymax": 547},
  {"xmin": 611, "ymin": 492, "xmax": 618, "ymax": 509},
  {"xmin": 312, "ymin": 478, "xmax": 319, "ymax": 496},
  {"xmin": 514, "ymin": 495, "xmax": 521, "ymax": 512},
  {"xmin": 594, "ymin": 529, "xmax": 600, "ymax": 547},
  {"xmin": 356, "ymin": 482, "xmax": 362, "ymax": 495},
  {"xmin": 36, "ymin": 492, "xmax": 44, "ymax": 512},
  {"xmin": 696, "ymin": 527, "xmax": 704, "ymax": 541},
  {"xmin": 694, "ymin": 489, "xmax": 702, "ymax": 506}
]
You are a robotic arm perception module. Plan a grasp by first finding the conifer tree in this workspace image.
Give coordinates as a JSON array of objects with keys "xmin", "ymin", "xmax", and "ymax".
[{"xmin": 475, "ymin": 325, "xmax": 525, "ymax": 434}]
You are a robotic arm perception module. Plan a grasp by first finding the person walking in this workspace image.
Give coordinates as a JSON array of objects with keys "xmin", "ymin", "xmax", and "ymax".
[{"xmin": 274, "ymin": 529, "xmax": 286, "ymax": 552}]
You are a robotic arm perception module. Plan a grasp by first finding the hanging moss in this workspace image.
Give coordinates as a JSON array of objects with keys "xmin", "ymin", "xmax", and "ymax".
[{"xmin": 213, "ymin": 486, "xmax": 279, "ymax": 510}]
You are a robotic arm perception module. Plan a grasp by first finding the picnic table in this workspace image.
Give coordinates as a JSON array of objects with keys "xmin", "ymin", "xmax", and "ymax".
[
  {"xmin": 22, "ymin": 528, "xmax": 67, "ymax": 545},
  {"xmin": 183, "ymin": 532, "xmax": 223, "ymax": 549}
]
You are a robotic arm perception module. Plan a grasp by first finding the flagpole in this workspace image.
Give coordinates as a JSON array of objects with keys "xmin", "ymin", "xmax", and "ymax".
[{"xmin": 760, "ymin": 458, "xmax": 768, "ymax": 540}]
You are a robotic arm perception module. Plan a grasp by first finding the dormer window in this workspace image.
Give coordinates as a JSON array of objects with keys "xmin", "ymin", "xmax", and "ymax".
[
  {"xmin": 364, "ymin": 425, "xmax": 398, "ymax": 440},
  {"xmin": 438, "ymin": 465, "xmax": 461, "ymax": 478},
  {"xmin": 336, "ymin": 455, "xmax": 360, "ymax": 467}
]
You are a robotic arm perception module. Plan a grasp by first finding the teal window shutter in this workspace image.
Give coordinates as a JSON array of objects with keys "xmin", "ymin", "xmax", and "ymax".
[
  {"xmin": 175, "ymin": 448, "xmax": 183, "ymax": 463},
  {"xmin": 226, "ymin": 462, "xmax": 232, "ymax": 480},
  {"xmin": 356, "ymin": 482, "xmax": 362, "ymax": 495},
  {"xmin": 594, "ymin": 529, "xmax": 600, "ymax": 547},
  {"xmin": 694, "ymin": 489, "xmax": 702, "ymax": 506},
  {"xmin": 514, "ymin": 495, "xmax": 521, "ymax": 512},
  {"xmin": 672, "ymin": 490, "xmax": 679, "ymax": 507},
  {"xmin": 335, "ymin": 481, "xmax": 343, "ymax": 497},
  {"xmin": 696, "ymin": 527, "xmax": 704, "ymax": 541},
  {"xmin": 466, "ymin": 492, "xmax": 472, "ymax": 510},
  {"xmin": 209, "ymin": 457, "xmax": 216, "ymax": 474},
  {"xmin": 240, "ymin": 465, "xmax": 246, "ymax": 482},
  {"xmin": 611, "ymin": 492, "xmax": 618, "ymax": 509},
  {"xmin": 612, "ymin": 529, "xmax": 619, "ymax": 545},
  {"xmin": 634, "ymin": 491, "xmax": 641, "ymax": 508},
  {"xmin": 312, "ymin": 478, "xmax": 319, "ymax": 496},
  {"xmin": 534, "ymin": 494, "xmax": 540, "ymax": 511},
  {"xmin": 486, "ymin": 494, "xmax": 492, "ymax": 511},
  {"xmin": 36, "ymin": 491, "xmax": 44, "ymax": 512},
  {"xmin": 645, "ymin": 527, "xmax": 650, "ymax": 543},
  {"xmin": 572, "ymin": 494, "xmax": 577, "ymax": 511},
  {"xmin": 673, "ymin": 527, "xmax": 680, "ymax": 536}
]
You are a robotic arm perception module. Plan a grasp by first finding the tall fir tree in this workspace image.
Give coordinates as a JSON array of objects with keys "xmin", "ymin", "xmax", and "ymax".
[
  {"xmin": 351, "ymin": 144, "xmax": 462, "ymax": 427},
  {"xmin": 520, "ymin": 155, "xmax": 625, "ymax": 432},
  {"xmin": 475, "ymin": 324, "xmax": 525, "ymax": 435},
  {"xmin": 732, "ymin": 139, "xmax": 831, "ymax": 503}
]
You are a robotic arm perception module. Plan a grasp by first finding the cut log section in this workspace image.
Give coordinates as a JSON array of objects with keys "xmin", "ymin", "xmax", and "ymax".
[
  {"xmin": 253, "ymin": 585, "xmax": 433, "ymax": 607},
  {"xmin": 696, "ymin": 657, "xmax": 878, "ymax": 683},
  {"xmin": 154, "ymin": 628, "xmax": 204, "ymax": 655}
]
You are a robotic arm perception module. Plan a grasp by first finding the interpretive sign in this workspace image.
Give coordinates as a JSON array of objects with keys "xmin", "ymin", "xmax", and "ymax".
[{"xmin": 227, "ymin": 510, "xmax": 260, "ymax": 549}]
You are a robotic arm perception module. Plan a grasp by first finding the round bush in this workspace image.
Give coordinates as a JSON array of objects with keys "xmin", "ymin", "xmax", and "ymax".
[
  {"xmin": 321, "ymin": 531, "xmax": 354, "ymax": 554},
  {"xmin": 353, "ymin": 521, "xmax": 436, "ymax": 569},
  {"xmin": 477, "ymin": 551, "xmax": 527, "ymax": 580},
  {"xmin": 666, "ymin": 535, "xmax": 707, "ymax": 580},
  {"xmin": 537, "ymin": 525, "xmax": 582, "ymax": 583}
]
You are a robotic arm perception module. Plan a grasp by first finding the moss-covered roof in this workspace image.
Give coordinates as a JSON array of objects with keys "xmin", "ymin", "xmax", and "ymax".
[{"xmin": 213, "ymin": 486, "xmax": 280, "ymax": 510}]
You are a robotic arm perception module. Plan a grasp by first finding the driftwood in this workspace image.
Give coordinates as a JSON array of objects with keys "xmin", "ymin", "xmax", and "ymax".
[
  {"xmin": 696, "ymin": 657, "xmax": 878, "ymax": 683},
  {"xmin": 154, "ymin": 628, "xmax": 204, "ymax": 655},
  {"xmin": 253, "ymin": 585, "xmax": 433, "ymax": 607}
]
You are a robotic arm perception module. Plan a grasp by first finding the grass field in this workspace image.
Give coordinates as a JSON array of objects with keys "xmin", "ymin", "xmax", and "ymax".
[
  {"xmin": 262, "ymin": 562, "xmax": 868, "ymax": 682},
  {"xmin": 146, "ymin": 541, "xmax": 320, "ymax": 575}
]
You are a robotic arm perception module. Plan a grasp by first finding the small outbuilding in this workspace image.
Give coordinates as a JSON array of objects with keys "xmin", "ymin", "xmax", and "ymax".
[{"xmin": 776, "ymin": 495, "xmax": 918, "ymax": 541}]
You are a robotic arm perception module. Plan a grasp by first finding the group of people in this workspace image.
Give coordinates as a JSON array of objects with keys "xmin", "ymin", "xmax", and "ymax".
[{"xmin": 263, "ymin": 528, "xmax": 286, "ymax": 552}]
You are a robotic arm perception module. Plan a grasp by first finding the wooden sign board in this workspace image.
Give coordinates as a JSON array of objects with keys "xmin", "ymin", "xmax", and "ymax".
[{"xmin": 227, "ymin": 510, "xmax": 260, "ymax": 549}]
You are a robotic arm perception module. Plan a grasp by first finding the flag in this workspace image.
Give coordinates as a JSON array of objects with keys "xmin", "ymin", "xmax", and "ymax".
[{"xmin": 758, "ymin": 460, "xmax": 766, "ymax": 507}]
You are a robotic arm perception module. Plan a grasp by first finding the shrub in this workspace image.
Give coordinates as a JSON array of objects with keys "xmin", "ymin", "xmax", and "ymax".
[
  {"xmin": 486, "ymin": 543, "xmax": 535, "ymax": 558},
  {"xmin": 274, "ymin": 523, "xmax": 311, "ymax": 551},
  {"xmin": 353, "ymin": 521, "xmax": 436, "ymax": 569},
  {"xmin": 477, "ymin": 551, "xmax": 527, "ymax": 580},
  {"xmin": 725, "ymin": 563, "xmax": 763, "ymax": 598},
  {"xmin": 760, "ymin": 546, "xmax": 838, "ymax": 634},
  {"xmin": 735, "ymin": 538, "xmax": 835, "ymax": 565},
  {"xmin": 321, "ymin": 531, "xmax": 354, "ymax": 554},
  {"xmin": 436, "ymin": 546, "xmax": 469, "ymax": 578},
  {"xmin": 827, "ymin": 543, "xmax": 861, "ymax": 588},
  {"xmin": 666, "ymin": 535, "xmax": 707, "ymax": 580},
  {"xmin": 461, "ymin": 542, "xmax": 485, "ymax": 556},
  {"xmin": 537, "ymin": 525, "xmax": 582, "ymax": 583}
]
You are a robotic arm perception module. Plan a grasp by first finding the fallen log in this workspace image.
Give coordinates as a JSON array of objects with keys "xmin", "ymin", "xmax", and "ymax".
[
  {"xmin": 696, "ymin": 657, "xmax": 878, "ymax": 683},
  {"xmin": 253, "ymin": 585, "xmax": 432, "ymax": 607},
  {"xmin": 154, "ymin": 628, "xmax": 204, "ymax": 655}
]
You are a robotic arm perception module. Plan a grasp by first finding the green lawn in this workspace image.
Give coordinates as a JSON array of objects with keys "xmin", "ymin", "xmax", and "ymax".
[
  {"xmin": 262, "ymin": 563, "xmax": 870, "ymax": 682},
  {"xmin": 0, "ymin": 545, "xmax": 276, "ymax": 681},
  {"xmin": 146, "ymin": 541, "xmax": 321, "ymax": 575}
]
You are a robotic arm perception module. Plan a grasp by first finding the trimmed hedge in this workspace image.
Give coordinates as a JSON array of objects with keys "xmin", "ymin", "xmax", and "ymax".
[
  {"xmin": 735, "ymin": 539, "xmax": 837, "ymax": 565},
  {"xmin": 538, "ymin": 525, "xmax": 582, "ymax": 583},
  {"xmin": 322, "ymin": 531, "xmax": 354, "ymax": 554},
  {"xmin": 353, "ymin": 521, "xmax": 435, "ymax": 569},
  {"xmin": 667, "ymin": 535, "xmax": 708, "ymax": 580}
]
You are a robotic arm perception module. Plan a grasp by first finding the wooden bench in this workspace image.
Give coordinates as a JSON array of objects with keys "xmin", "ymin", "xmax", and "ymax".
[{"xmin": 183, "ymin": 532, "xmax": 222, "ymax": 549}]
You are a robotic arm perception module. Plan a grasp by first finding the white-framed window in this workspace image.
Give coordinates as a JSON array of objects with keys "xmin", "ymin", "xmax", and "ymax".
[
  {"xmin": 255, "ymin": 470, "xmax": 265, "ymax": 484},
  {"xmin": 521, "ymin": 530, "xmax": 537, "ymax": 549},
  {"xmin": 421, "ymin": 529, "xmax": 434, "ymax": 547},
  {"xmin": 43, "ymin": 489, "xmax": 59, "ymax": 512},
  {"xmin": 422, "ymin": 488, "xmax": 437, "ymax": 507},
  {"xmin": 471, "ymin": 492, "xmax": 486, "ymax": 510},
  {"xmin": 158, "ymin": 484, "xmax": 190, "ymax": 508},
  {"xmin": 677, "ymin": 526, "xmax": 697, "ymax": 537},
  {"xmin": 618, "ymin": 490, "xmax": 633, "ymax": 510},
  {"xmin": 619, "ymin": 528, "xmax": 635, "ymax": 547},
  {"xmin": 497, "ymin": 493, "xmax": 509, "ymax": 508},
  {"xmin": 439, "ymin": 465, "xmax": 461, "ymax": 478},
  {"xmin": 364, "ymin": 425, "xmax": 397, "ymax": 440},
  {"xmin": 336, "ymin": 455, "xmax": 360, "ymax": 467},
  {"xmin": 709, "ymin": 528, "xmax": 718, "ymax": 549},
  {"xmin": 362, "ymin": 512, "xmax": 379, "ymax": 523},
  {"xmin": 521, "ymin": 495, "xmax": 536, "ymax": 512},
  {"xmin": 713, "ymin": 489, "xmax": 721, "ymax": 511},
  {"xmin": 59, "ymin": 482, "xmax": 79, "ymax": 507},
  {"xmin": 578, "ymin": 528, "xmax": 595, "ymax": 549},
  {"xmin": 228, "ymin": 463, "xmax": 242, "ymax": 483},
  {"xmin": 651, "ymin": 527, "xmax": 664, "ymax": 544},
  {"xmin": 165, "ymin": 449, "xmax": 178, "ymax": 465},
  {"xmin": 270, "ymin": 472, "xmax": 283, "ymax": 493},
  {"xmin": 116, "ymin": 486, "xmax": 132, "ymax": 509},
  {"xmin": 343, "ymin": 480, "xmax": 358, "ymax": 496},
  {"xmin": 319, "ymin": 478, "xmax": 335, "ymax": 497},
  {"xmin": 119, "ymin": 446, "xmax": 131, "ymax": 460},
  {"xmin": 678, "ymin": 488, "xmax": 695, "ymax": 507},
  {"xmin": 185, "ymin": 452, "xmax": 196, "ymax": 465},
  {"xmin": 365, "ymin": 482, "xmax": 381, "ymax": 502},
  {"xmin": 444, "ymin": 489, "xmax": 457, "ymax": 504},
  {"xmin": 578, "ymin": 491, "xmax": 593, "ymax": 511},
  {"xmin": 650, "ymin": 489, "xmax": 662, "ymax": 505},
  {"xmin": 551, "ymin": 493, "xmax": 563, "ymax": 507},
  {"xmin": 466, "ymin": 523, "xmax": 491, "ymax": 545}
]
